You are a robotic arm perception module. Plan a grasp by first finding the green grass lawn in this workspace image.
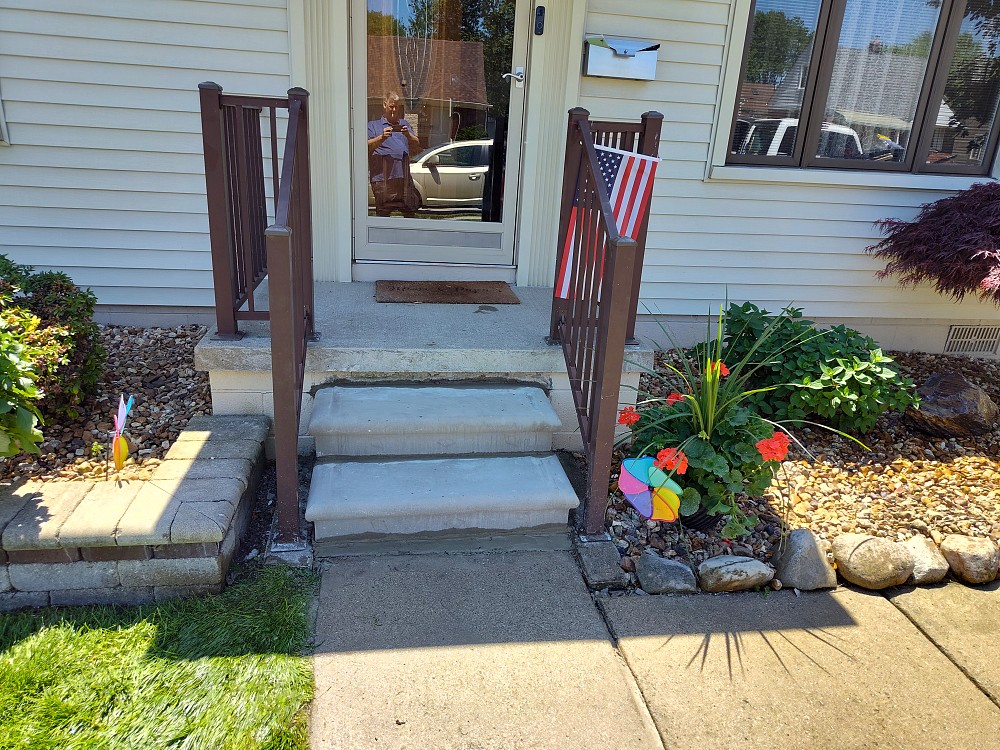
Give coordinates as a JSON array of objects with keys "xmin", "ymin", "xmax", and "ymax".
[{"xmin": 0, "ymin": 565, "xmax": 317, "ymax": 750}]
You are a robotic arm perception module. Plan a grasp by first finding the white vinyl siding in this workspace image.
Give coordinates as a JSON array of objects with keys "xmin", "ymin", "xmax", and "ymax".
[
  {"xmin": 0, "ymin": 0, "xmax": 290, "ymax": 307},
  {"xmin": 581, "ymin": 0, "xmax": 999, "ymax": 324}
]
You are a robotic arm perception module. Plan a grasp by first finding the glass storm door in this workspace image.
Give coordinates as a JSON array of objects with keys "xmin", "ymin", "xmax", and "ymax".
[{"xmin": 352, "ymin": 0, "xmax": 529, "ymax": 268}]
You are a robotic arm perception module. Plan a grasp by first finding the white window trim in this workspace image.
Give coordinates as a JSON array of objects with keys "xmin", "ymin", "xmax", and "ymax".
[{"xmin": 707, "ymin": 0, "xmax": 1000, "ymax": 187}]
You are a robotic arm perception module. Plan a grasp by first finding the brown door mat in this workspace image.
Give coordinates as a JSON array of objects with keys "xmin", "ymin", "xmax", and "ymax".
[{"xmin": 374, "ymin": 280, "xmax": 521, "ymax": 305}]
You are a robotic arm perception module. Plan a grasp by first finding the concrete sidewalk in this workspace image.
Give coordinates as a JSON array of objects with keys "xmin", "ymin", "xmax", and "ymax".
[
  {"xmin": 311, "ymin": 551, "xmax": 1000, "ymax": 750},
  {"xmin": 311, "ymin": 551, "xmax": 662, "ymax": 750}
]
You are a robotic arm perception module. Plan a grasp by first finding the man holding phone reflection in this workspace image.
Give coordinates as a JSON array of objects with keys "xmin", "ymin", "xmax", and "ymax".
[{"xmin": 367, "ymin": 92, "xmax": 422, "ymax": 217}]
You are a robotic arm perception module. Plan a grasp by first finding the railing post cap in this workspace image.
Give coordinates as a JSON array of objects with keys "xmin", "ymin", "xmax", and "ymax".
[
  {"xmin": 641, "ymin": 110, "xmax": 664, "ymax": 120},
  {"xmin": 199, "ymin": 81, "xmax": 223, "ymax": 91},
  {"xmin": 569, "ymin": 107, "xmax": 590, "ymax": 118},
  {"xmin": 288, "ymin": 87, "xmax": 310, "ymax": 98},
  {"xmin": 265, "ymin": 225, "xmax": 292, "ymax": 238}
]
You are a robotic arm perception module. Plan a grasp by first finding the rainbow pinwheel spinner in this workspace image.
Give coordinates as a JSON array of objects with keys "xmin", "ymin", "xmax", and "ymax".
[
  {"xmin": 112, "ymin": 394, "xmax": 134, "ymax": 471},
  {"xmin": 617, "ymin": 457, "xmax": 682, "ymax": 522}
]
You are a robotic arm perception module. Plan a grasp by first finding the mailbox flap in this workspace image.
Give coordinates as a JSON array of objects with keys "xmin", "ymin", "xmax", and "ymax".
[{"xmin": 587, "ymin": 35, "xmax": 660, "ymax": 58}]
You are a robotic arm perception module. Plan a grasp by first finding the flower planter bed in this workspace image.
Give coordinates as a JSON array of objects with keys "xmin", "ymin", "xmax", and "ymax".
[
  {"xmin": 602, "ymin": 350, "xmax": 1000, "ymax": 594},
  {"xmin": 1, "ymin": 325, "xmax": 212, "ymax": 483},
  {"xmin": 0, "ymin": 415, "xmax": 269, "ymax": 610}
]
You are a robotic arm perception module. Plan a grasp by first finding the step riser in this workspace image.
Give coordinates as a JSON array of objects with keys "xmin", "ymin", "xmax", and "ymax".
[
  {"xmin": 313, "ymin": 513, "xmax": 569, "ymax": 540},
  {"xmin": 314, "ymin": 430, "xmax": 553, "ymax": 457}
]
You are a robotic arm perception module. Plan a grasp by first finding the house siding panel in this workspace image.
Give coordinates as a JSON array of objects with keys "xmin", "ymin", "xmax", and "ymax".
[
  {"xmin": 581, "ymin": 0, "xmax": 998, "ymax": 326},
  {"xmin": 0, "ymin": 0, "xmax": 290, "ymax": 308}
]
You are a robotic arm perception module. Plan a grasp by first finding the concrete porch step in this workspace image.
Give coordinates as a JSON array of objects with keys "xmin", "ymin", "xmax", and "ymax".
[
  {"xmin": 308, "ymin": 385, "xmax": 562, "ymax": 457},
  {"xmin": 304, "ymin": 454, "xmax": 578, "ymax": 541}
]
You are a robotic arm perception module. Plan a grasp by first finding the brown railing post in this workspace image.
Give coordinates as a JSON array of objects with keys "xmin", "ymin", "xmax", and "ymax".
[
  {"xmin": 267, "ymin": 224, "xmax": 304, "ymax": 545},
  {"xmin": 287, "ymin": 87, "xmax": 316, "ymax": 340},
  {"xmin": 625, "ymin": 110, "xmax": 663, "ymax": 342},
  {"xmin": 549, "ymin": 107, "xmax": 590, "ymax": 343},
  {"xmin": 584, "ymin": 236, "xmax": 637, "ymax": 534},
  {"xmin": 199, "ymin": 82, "xmax": 241, "ymax": 339}
]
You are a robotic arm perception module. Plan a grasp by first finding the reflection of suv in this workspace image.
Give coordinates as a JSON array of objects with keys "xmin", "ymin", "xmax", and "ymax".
[
  {"xmin": 737, "ymin": 118, "xmax": 863, "ymax": 159},
  {"xmin": 368, "ymin": 139, "xmax": 493, "ymax": 210}
]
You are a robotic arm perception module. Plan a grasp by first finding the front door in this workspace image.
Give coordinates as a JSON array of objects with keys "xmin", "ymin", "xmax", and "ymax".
[{"xmin": 351, "ymin": 0, "xmax": 530, "ymax": 274}]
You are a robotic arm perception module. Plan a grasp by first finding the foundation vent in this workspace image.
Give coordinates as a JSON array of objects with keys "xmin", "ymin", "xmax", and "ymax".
[{"xmin": 943, "ymin": 325, "xmax": 1000, "ymax": 355}]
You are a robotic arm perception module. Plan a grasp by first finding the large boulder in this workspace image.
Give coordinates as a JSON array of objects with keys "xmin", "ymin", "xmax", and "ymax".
[
  {"xmin": 635, "ymin": 551, "xmax": 698, "ymax": 594},
  {"xmin": 940, "ymin": 535, "xmax": 1000, "ymax": 584},
  {"xmin": 697, "ymin": 555, "xmax": 773, "ymax": 593},
  {"xmin": 905, "ymin": 371, "xmax": 998, "ymax": 438},
  {"xmin": 774, "ymin": 528, "xmax": 838, "ymax": 590},
  {"xmin": 902, "ymin": 535, "xmax": 949, "ymax": 585},
  {"xmin": 831, "ymin": 534, "xmax": 914, "ymax": 590}
]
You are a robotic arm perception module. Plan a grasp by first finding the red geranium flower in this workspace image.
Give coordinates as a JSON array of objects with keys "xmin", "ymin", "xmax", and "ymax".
[
  {"xmin": 654, "ymin": 447, "xmax": 688, "ymax": 475},
  {"xmin": 756, "ymin": 431, "xmax": 792, "ymax": 462},
  {"xmin": 618, "ymin": 406, "xmax": 641, "ymax": 426},
  {"xmin": 665, "ymin": 392, "xmax": 685, "ymax": 406},
  {"xmin": 707, "ymin": 360, "xmax": 730, "ymax": 377}
]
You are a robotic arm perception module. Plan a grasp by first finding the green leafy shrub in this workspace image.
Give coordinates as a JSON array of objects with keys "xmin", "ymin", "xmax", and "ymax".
[
  {"xmin": 0, "ymin": 291, "xmax": 43, "ymax": 456},
  {"xmin": 719, "ymin": 302, "xmax": 918, "ymax": 432},
  {"xmin": 0, "ymin": 258, "xmax": 105, "ymax": 421}
]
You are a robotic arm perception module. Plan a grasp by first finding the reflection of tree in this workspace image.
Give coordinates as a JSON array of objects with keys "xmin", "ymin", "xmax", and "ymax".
[
  {"xmin": 746, "ymin": 11, "xmax": 812, "ymax": 85},
  {"xmin": 945, "ymin": 1, "xmax": 1000, "ymax": 126},
  {"xmin": 405, "ymin": 0, "xmax": 515, "ymax": 118},
  {"xmin": 368, "ymin": 10, "xmax": 406, "ymax": 36}
]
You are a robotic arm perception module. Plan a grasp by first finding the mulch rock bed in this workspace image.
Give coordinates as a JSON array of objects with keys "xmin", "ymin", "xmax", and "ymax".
[
  {"xmin": 1, "ymin": 325, "xmax": 212, "ymax": 484},
  {"xmin": 607, "ymin": 350, "xmax": 1000, "ymax": 593}
]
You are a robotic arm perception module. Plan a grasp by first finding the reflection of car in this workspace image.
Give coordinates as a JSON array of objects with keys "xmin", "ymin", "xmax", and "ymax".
[
  {"xmin": 736, "ymin": 118, "xmax": 864, "ymax": 159},
  {"xmin": 367, "ymin": 139, "xmax": 492, "ymax": 210}
]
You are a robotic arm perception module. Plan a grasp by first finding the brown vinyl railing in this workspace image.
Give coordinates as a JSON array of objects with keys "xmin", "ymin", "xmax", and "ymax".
[
  {"xmin": 199, "ymin": 83, "xmax": 291, "ymax": 339},
  {"xmin": 549, "ymin": 107, "xmax": 662, "ymax": 535},
  {"xmin": 200, "ymin": 82, "xmax": 316, "ymax": 546}
]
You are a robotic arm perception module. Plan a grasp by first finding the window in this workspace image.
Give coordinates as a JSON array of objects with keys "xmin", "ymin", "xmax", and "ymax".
[{"xmin": 728, "ymin": 0, "xmax": 1000, "ymax": 175}]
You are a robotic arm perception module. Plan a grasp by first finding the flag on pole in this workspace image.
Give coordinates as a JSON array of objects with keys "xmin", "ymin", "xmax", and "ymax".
[{"xmin": 556, "ymin": 145, "xmax": 659, "ymax": 299}]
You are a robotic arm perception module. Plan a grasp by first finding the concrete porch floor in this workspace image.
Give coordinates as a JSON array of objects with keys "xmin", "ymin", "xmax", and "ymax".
[{"xmin": 194, "ymin": 281, "xmax": 653, "ymax": 452}]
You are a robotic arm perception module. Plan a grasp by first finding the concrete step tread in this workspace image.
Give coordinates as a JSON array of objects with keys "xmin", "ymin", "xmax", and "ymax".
[
  {"xmin": 305, "ymin": 454, "xmax": 578, "ymax": 538},
  {"xmin": 308, "ymin": 385, "xmax": 561, "ymax": 435},
  {"xmin": 308, "ymin": 385, "xmax": 562, "ymax": 457}
]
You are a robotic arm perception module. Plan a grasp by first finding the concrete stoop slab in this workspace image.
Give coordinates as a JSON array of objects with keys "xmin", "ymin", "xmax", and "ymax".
[
  {"xmin": 0, "ymin": 415, "xmax": 269, "ymax": 611},
  {"xmin": 601, "ymin": 587, "xmax": 1000, "ymax": 749},
  {"xmin": 309, "ymin": 385, "xmax": 562, "ymax": 456},
  {"xmin": 304, "ymin": 454, "xmax": 578, "ymax": 540},
  {"xmin": 311, "ymin": 551, "xmax": 663, "ymax": 750}
]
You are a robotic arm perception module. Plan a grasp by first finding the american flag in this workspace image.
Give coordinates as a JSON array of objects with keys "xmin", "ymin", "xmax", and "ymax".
[{"xmin": 556, "ymin": 145, "xmax": 659, "ymax": 299}]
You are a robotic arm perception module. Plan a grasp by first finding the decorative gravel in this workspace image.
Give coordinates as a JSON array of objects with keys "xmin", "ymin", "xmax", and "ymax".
[
  {"xmin": 1, "ymin": 325, "xmax": 212, "ymax": 483},
  {"xmin": 609, "ymin": 350, "xmax": 1000, "ymax": 576}
]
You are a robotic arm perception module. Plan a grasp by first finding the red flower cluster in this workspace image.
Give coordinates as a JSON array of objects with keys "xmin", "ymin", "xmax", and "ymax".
[
  {"xmin": 665, "ymin": 392, "xmax": 685, "ymax": 406},
  {"xmin": 707, "ymin": 360, "xmax": 730, "ymax": 377},
  {"xmin": 756, "ymin": 431, "xmax": 791, "ymax": 462},
  {"xmin": 654, "ymin": 447, "xmax": 688, "ymax": 475},
  {"xmin": 618, "ymin": 406, "xmax": 640, "ymax": 426}
]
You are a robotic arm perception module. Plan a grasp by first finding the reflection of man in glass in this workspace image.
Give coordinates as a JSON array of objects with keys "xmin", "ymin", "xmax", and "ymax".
[{"xmin": 367, "ymin": 92, "xmax": 421, "ymax": 217}]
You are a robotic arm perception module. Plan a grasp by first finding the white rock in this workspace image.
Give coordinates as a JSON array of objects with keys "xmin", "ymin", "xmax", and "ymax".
[
  {"xmin": 903, "ymin": 536, "xmax": 949, "ymax": 585},
  {"xmin": 831, "ymin": 534, "xmax": 914, "ymax": 590},
  {"xmin": 940, "ymin": 535, "xmax": 1000, "ymax": 585},
  {"xmin": 774, "ymin": 528, "xmax": 838, "ymax": 590},
  {"xmin": 697, "ymin": 555, "xmax": 774, "ymax": 593}
]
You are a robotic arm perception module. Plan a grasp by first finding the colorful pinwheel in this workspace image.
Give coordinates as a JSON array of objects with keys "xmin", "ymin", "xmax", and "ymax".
[
  {"xmin": 617, "ymin": 456, "xmax": 682, "ymax": 522},
  {"xmin": 112, "ymin": 394, "xmax": 134, "ymax": 471}
]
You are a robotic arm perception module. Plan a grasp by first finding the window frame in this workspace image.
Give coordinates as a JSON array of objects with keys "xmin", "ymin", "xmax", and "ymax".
[{"xmin": 726, "ymin": 0, "xmax": 1000, "ymax": 176}]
